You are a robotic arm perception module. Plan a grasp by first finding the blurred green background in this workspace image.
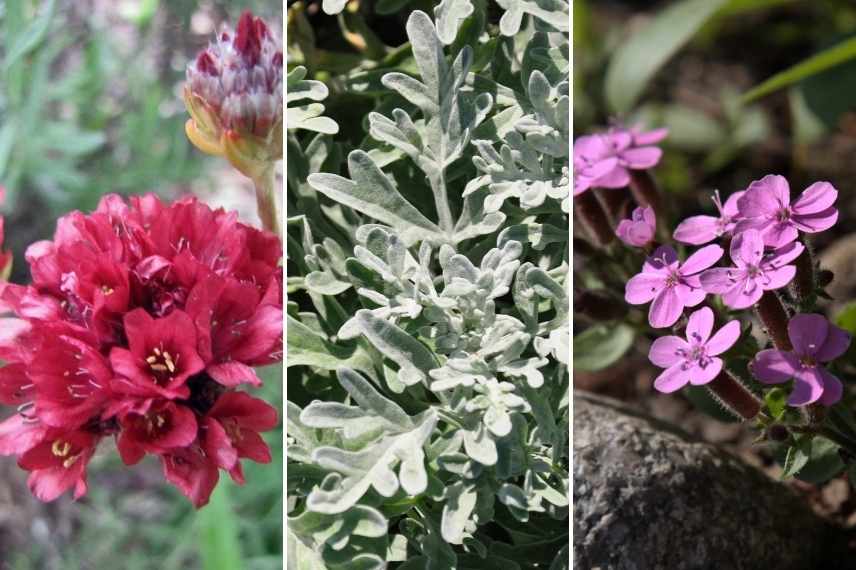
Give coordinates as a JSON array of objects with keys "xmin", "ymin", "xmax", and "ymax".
[{"xmin": 0, "ymin": 1, "xmax": 282, "ymax": 568}]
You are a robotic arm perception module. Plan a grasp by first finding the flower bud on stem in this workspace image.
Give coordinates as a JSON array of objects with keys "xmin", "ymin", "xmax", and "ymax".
[
  {"xmin": 629, "ymin": 169, "xmax": 662, "ymax": 214},
  {"xmin": 575, "ymin": 191, "xmax": 615, "ymax": 247},
  {"xmin": 707, "ymin": 369, "xmax": 761, "ymax": 420},
  {"xmin": 755, "ymin": 290, "xmax": 792, "ymax": 351}
]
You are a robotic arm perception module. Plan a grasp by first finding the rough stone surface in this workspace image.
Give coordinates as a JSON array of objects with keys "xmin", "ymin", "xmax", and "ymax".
[{"xmin": 573, "ymin": 391, "xmax": 848, "ymax": 570}]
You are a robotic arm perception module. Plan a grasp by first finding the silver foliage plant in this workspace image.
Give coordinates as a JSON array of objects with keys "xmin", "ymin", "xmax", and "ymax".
[{"xmin": 286, "ymin": 5, "xmax": 568, "ymax": 569}]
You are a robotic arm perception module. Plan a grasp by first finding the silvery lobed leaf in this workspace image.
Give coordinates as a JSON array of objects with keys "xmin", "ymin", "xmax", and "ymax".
[{"xmin": 287, "ymin": 66, "xmax": 339, "ymax": 134}]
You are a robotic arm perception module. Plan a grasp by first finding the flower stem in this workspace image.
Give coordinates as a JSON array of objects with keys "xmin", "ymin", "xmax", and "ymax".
[
  {"xmin": 755, "ymin": 291, "xmax": 792, "ymax": 351},
  {"xmin": 707, "ymin": 370, "xmax": 762, "ymax": 421},
  {"xmin": 575, "ymin": 191, "xmax": 615, "ymax": 246},
  {"xmin": 628, "ymin": 169, "xmax": 662, "ymax": 214},
  {"xmin": 594, "ymin": 188, "xmax": 628, "ymax": 225},
  {"xmin": 251, "ymin": 164, "xmax": 281, "ymax": 239},
  {"xmin": 428, "ymin": 171, "xmax": 455, "ymax": 235}
]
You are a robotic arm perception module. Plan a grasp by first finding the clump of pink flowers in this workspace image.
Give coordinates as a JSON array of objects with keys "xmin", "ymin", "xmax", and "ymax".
[
  {"xmin": 574, "ymin": 121, "xmax": 850, "ymax": 422},
  {"xmin": 0, "ymin": 194, "xmax": 282, "ymax": 507}
]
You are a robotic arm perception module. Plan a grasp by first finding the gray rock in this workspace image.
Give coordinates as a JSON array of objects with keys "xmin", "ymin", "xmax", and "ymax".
[{"xmin": 573, "ymin": 391, "xmax": 847, "ymax": 570}]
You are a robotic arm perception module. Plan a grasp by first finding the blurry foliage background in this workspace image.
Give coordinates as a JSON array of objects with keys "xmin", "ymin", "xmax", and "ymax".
[{"xmin": 0, "ymin": 1, "xmax": 282, "ymax": 568}]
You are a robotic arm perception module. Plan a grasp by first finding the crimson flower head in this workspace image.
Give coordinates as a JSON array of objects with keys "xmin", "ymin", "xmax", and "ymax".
[
  {"xmin": 0, "ymin": 193, "xmax": 282, "ymax": 507},
  {"xmin": 185, "ymin": 11, "xmax": 283, "ymax": 165}
]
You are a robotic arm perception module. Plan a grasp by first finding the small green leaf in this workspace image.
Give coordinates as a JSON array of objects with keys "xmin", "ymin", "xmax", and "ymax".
[
  {"xmin": 572, "ymin": 324, "xmax": 634, "ymax": 372},
  {"xmin": 780, "ymin": 437, "xmax": 812, "ymax": 479},
  {"xmin": 796, "ymin": 437, "xmax": 845, "ymax": 485},
  {"xmin": 742, "ymin": 35, "xmax": 856, "ymax": 103},
  {"xmin": 835, "ymin": 302, "xmax": 856, "ymax": 334},
  {"xmin": 197, "ymin": 482, "xmax": 243, "ymax": 570},
  {"xmin": 764, "ymin": 387, "xmax": 788, "ymax": 420}
]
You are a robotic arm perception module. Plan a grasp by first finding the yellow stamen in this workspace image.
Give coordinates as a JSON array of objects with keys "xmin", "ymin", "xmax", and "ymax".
[
  {"xmin": 62, "ymin": 454, "xmax": 80, "ymax": 469},
  {"xmin": 52, "ymin": 440, "xmax": 71, "ymax": 457}
]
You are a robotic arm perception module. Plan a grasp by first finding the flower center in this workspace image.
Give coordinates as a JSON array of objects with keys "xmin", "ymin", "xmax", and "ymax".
[
  {"xmin": 146, "ymin": 347, "xmax": 179, "ymax": 383},
  {"xmin": 776, "ymin": 207, "xmax": 792, "ymax": 223}
]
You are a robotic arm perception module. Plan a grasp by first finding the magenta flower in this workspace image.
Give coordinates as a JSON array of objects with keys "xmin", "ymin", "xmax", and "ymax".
[
  {"xmin": 625, "ymin": 244, "xmax": 723, "ymax": 328},
  {"xmin": 751, "ymin": 314, "xmax": 851, "ymax": 406},
  {"xmin": 673, "ymin": 190, "xmax": 744, "ymax": 245},
  {"xmin": 736, "ymin": 175, "xmax": 838, "ymax": 248},
  {"xmin": 699, "ymin": 230, "xmax": 804, "ymax": 309},
  {"xmin": 573, "ymin": 126, "xmax": 667, "ymax": 195},
  {"xmin": 616, "ymin": 206, "xmax": 656, "ymax": 247},
  {"xmin": 649, "ymin": 307, "xmax": 741, "ymax": 393}
]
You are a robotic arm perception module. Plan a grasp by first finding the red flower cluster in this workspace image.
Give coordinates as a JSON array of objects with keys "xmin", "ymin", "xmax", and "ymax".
[{"xmin": 0, "ymin": 194, "xmax": 282, "ymax": 507}]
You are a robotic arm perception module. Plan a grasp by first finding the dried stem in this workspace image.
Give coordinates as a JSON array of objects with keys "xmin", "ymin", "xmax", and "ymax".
[
  {"xmin": 594, "ymin": 188, "xmax": 628, "ymax": 225},
  {"xmin": 755, "ymin": 291, "xmax": 792, "ymax": 351},
  {"xmin": 251, "ymin": 164, "xmax": 281, "ymax": 239}
]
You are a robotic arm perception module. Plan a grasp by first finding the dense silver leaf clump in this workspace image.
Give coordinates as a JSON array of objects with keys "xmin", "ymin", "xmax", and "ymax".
[{"xmin": 287, "ymin": 5, "xmax": 568, "ymax": 569}]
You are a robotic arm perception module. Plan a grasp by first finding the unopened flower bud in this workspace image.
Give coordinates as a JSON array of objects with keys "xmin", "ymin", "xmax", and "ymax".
[
  {"xmin": 185, "ymin": 11, "xmax": 283, "ymax": 176},
  {"xmin": 768, "ymin": 424, "xmax": 789, "ymax": 442}
]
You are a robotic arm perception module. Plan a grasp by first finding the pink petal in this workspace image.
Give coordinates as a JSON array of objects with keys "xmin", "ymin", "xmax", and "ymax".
[
  {"xmin": 818, "ymin": 367, "xmax": 843, "ymax": 406},
  {"xmin": 687, "ymin": 357, "xmax": 722, "ymax": 386},
  {"xmin": 649, "ymin": 287, "xmax": 684, "ymax": 329},
  {"xmin": 700, "ymin": 268, "xmax": 741, "ymax": 295},
  {"xmin": 625, "ymin": 273, "xmax": 665, "ymax": 305},
  {"xmin": 677, "ymin": 284, "xmax": 706, "ymax": 307},
  {"xmin": 633, "ymin": 127, "xmax": 668, "ymax": 145},
  {"xmin": 791, "ymin": 181, "xmax": 837, "ymax": 215},
  {"xmin": 722, "ymin": 279, "xmax": 763, "ymax": 309},
  {"xmin": 815, "ymin": 323, "xmax": 851, "ymax": 362},
  {"xmin": 706, "ymin": 320, "xmax": 741, "ymax": 356},
  {"xmin": 686, "ymin": 307, "xmax": 714, "ymax": 344},
  {"xmin": 680, "ymin": 244, "xmax": 724, "ymax": 276},
  {"xmin": 649, "ymin": 336, "xmax": 689, "ymax": 368},
  {"xmin": 644, "ymin": 245, "xmax": 679, "ymax": 272},
  {"xmin": 761, "ymin": 222, "xmax": 798, "ymax": 248},
  {"xmin": 208, "ymin": 361, "xmax": 263, "ymax": 387},
  {"xmin": 593, "ymin": 166, "xmax": 631, "ymax": 189},
  {"xmin": 792, "ymin": 207, "xmax": 838, "ymax": 234},
  {"xmin": 752, "ymin": 349, "xmax": 799, "ymax": 384},
  {"xmin": 673, "ymin": 216, "xmax": 720, "ymax": 245},
  {"xmin": 739, "ymin": 175, "xmax": 789, "ymax": 217},
  {"xmin": 722, "ymin": 191, "xmax": 744, "ymax": 216},
  {"xmin": 789, "ymin": 367, "xmax": 824, "ymax": 406},
  {"xmin": 620, "ymin": 147, "xmax": 662, "ymax": 169},
  {"xmin": 761, "ymin": 265, "xmax": 796, "ymax": 291},
  {"xmin": 763, "ymin": 241, "xmax": 804, "ymax": 269},
  {"xmin": 653, "ymin": 364, "xmax": 689, "ymax": 394},
  {"xmin": 737, "ymin": 230, "xmax": 764, "ymax": 266},
  {"xmin": 788, "ymin": 314, "xmax": 829, "ymax": 356}
]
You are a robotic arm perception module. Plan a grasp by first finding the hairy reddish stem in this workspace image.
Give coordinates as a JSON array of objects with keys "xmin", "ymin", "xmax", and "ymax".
[
  {"xmin": 594, "ymin": 188, "xmax": 628, "ymax": 225},
  {"xmin": 756, "ymin": 291, "xmax": 792, "ymax": 351},
  {"xmin": 707, "ymin": 370, "xmax": 762, "ymax": 421},
  {"xmin": 575, "ymin": 191, "xmax": 615, "ymax": 246},
  {"xmin": 793, "ymin": 245, "xmax": 815, "ymax": 300}
]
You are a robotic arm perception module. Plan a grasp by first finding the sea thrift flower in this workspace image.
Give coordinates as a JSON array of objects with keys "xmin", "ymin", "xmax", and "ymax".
[
  {"xmin": 0, "ymin": 193, "xmax": 282, "ymax": 507},
  {"xmin": 751, "ymin": 314, "xmax": 850, "ymax": 406},
  {"xmin": 625, "ymin": 244, "xmax": 723, "ymax": 328},
  {"xmin": 736, "ymin": 175, "xmax": 838, "ymax": 248},
  {"xmin": 673, "ymin": 190, "xmax": 744, "ymax": 245},
  {"xmin": 700, "ymin": 230, "xmax": 804, "ymax": 309},
  {"xmin": 616, "ymin": 206, "xmax": 656, "ymax": 247},
  {"xmin": 573, "ymin": 126, "xmax": 667, "ymax": 195},
  {"xmin": 649, "ymin": 307, "xmax": 741, "ymax": 393}
]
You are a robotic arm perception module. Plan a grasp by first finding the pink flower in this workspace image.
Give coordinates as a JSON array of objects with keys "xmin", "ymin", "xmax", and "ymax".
[
  {"xmin": 18, "ymin": 430, "xmax": 98, "ymax": 502},
  {"xmin": 736, "ymin": 175, "xmax": 838, "ymax": 248},
  {"xmin": 161, "ymin": 445, "xmax": 220, "ymax": 508},
  {"xmin": 573, "ymin": 126, "xmax": 667, "ymax": 195},
  {"xmin": 616, "ymin": 206, "xmax": 656, "ymax": 247},
  {"xmin": 649, "ymin": 307, "xmax": 741, "ymax": 393},
  {"xmin": 751, "ymin": 314, "xmax": 851, "ymax": 406},
  {"xmin": 625, "ymin": 244, "xmax": 723, "ymax": 328},
  {"xmin": 673, "ymin": 190, "xmax": 744, "ymax": 245},
  {"xmin": 699, "ymin": 229, "xmax": 804, "ymax": 309}
]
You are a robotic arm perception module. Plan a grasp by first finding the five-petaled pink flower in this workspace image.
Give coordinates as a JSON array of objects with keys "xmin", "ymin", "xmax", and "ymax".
[
  {"xmin": 736, "ymin": 175, "xmax": 838, "ymax": 248},
  {"xmin": 699, "ymin": 229, "xmax": 804, "ymax": 309},
  {"xmin": 616, "ymin": 206, "xmax": 656, "ymax": 247},
  {"xmin": 751, "ymin": 314, "xmax": 850, "ymax": 406},
  {"xmin": 674, "ymin": 190, "xmax": 744, "ymax": 245},
  {"xmin": 649, "ymin": 307, "xmax": 741, "ymax": 393},
  {"xmin": 625, "ymin": 244, "xmax": 723, "ymax": 328},
  {"xmin": 573, "ymin": 126, "xmax": 667, "ymax": 195}
]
